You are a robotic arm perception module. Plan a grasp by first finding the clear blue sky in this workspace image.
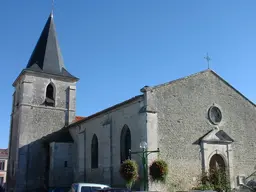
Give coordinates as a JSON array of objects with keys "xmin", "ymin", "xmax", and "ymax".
[{"xmin": 0, "ymin": 1, "xmax": 256, "ymax": 148}]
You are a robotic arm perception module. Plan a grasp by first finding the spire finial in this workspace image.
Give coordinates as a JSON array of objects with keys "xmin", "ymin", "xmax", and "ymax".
[
  {"xmin": 204, "ymin": 52, "xmax": 211, "ymax": 69},
  {"xmin": 51, "ymin": 0, "xmax": 54, "ymax": 17}
]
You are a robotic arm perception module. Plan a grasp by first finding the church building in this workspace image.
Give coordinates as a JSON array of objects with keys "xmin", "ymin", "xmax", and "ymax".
[{"xmin": 7, "ymin": 13, "xmax": 256, "ymax": 192}]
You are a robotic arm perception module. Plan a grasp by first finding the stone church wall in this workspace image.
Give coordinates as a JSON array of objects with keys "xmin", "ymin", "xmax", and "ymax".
[
  {"xmin": 7, "ymin": 109, "xmax": 19, "ymax": 190},
  {"xmin": 11, "ymin": 73, "xmax": 77, "ymax": 192},
  {"xmin": 70, "ymin": 96, "xmax": 146, "ymax": 188},
  {"xmin": 145, "ymin": 71, "xmax": 256, "ymax": 191},
  {"xmin": 48, "ymin": 142, "xmax": 74, "ymax": 188}
]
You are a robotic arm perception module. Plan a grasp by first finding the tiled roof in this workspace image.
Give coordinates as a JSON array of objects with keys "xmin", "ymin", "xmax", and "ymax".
[{"xmin": 73, "ymin": 116, "xmax": 86, "ymax": 123}]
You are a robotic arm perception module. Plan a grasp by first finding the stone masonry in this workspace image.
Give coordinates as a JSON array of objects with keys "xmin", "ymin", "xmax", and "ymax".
[
  {"xmin": 7, "ymin": 13, "xmax": 78, "ymax": 192},
  {"xmin": 144, "ymin": 70, "xmax": 256, "ymax": 191},
  {"xmin": 68, "ymin": 70, "xmax": 256, "ymax": 192},
  {"xmin": 8, "ymin": 12, "xmax": 256, "ymax": 192},
  {"xmin": 68, "ymin": 95, "xmax": 146, "ymax": 188},
  {"xmin": 8, "ymin": 72, "xmax": 77, "ymax": 192}
]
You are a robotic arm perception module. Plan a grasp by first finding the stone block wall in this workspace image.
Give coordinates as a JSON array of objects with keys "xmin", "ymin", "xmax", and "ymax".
[
  {"xmin": 49, "ymin": 142, "xmax": 74, "ymax": 188},
  {"xmin": 8, "ymin": 72, "xmax": 77, "ymax": 192},
  {"xmin": 145, "ymin": 70, "xmax": 256, "ymax": 191},
  {"xmin": 69, "ymin": 96, "xmax": 146, "ymax": 188}
]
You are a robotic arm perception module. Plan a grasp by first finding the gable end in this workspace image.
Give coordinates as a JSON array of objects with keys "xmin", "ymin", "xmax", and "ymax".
[{"xmin": 149, "ymin": 69, "xmax": 256, "ymax": 108}]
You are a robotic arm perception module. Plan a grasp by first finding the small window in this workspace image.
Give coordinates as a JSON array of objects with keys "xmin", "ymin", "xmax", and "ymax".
[
  {"xmin": 0, "ymin": 177, "xmax": 3, "ymax": 185},
  {"xmin": 0, "ymin": 160, "xmax": 5, "ymax": 171},
  {"xmin": 64, "ymin": 161, "xmax": 68, "ymax": 167},
  {"xmin": 45, "ymin": 83, "xmax": 55, "ymax": 106}
]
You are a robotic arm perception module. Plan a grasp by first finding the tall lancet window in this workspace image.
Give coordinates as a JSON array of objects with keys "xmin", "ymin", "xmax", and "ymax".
[
  {"xmin": 91, "ymin": 134, "xmax": 99, "ymax": 169},
  {"xmin": 45, "ymin": 83, "xmax": 55, "ymax": 106},
  {"xmin": 120, "ymin": 125, "xmax": 131, "ymax": 163}
]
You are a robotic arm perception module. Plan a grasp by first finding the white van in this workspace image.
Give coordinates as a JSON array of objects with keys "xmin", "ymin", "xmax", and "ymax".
[{"xmin": 70, "ymin": 183, "xmax": 110, "ymax": 192}]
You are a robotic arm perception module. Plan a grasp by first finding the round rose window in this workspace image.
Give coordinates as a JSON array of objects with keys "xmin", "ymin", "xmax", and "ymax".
[{"xmin": 208, "ymin": 106, "xmax": 222, "ymax": 125}]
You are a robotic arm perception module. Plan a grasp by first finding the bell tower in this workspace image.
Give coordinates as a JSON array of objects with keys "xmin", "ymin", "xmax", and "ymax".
[{"xmin": 7, "ymin": 13, "xmax": 79, "ymax": 192}]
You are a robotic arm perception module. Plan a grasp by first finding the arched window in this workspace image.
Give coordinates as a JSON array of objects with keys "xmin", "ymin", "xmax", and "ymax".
[
  {"xmin": 91, "ymin": 134, "xmax": 98, "ymax": 169},
  {"xmin": 120, "ymin": 125, "xmax": 131, "ymax": 163},
  {"xmin": 45, "ymin": 83, "xmax": 55, "ymax": 106}
]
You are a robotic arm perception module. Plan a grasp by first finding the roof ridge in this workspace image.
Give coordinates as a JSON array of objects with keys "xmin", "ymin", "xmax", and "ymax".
[
  {"xmin": 68, "ymin": 95, "xmax": 143, "ymax": 127},
  {"xmin": 150, "ymin": 69, "xmax": 211, "ymax": 90},
  {"xmin": 208, "ymin": 70, "xmax": 256, "ymax": 107},
  {"xmin": 144, "ymin": 68, "xmax": 256, "ymax": 108}
]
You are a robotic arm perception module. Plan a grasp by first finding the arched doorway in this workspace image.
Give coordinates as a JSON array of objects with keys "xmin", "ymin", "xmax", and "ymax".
[
  {"xmin": 209, "ymin": 154, "xmax": 228, "ymax": 190},
  {"xmin": 209, "ymin": 154, "xmax": 226, "ymax": 172}
]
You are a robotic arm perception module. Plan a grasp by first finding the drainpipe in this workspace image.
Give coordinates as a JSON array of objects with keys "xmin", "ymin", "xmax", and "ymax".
[{"xmin": 110, "ymin": 121, "xmax": 113, "ymax": 186}]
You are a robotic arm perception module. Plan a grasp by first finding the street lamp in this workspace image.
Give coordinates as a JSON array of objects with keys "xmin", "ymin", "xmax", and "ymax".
[
  {"xmin": 129, "ymin": 141, "xmax": 160, "ymax": 191},
  {"xmin": 140, "ymin": 141, "xmax": 148, "ymax": 150}
]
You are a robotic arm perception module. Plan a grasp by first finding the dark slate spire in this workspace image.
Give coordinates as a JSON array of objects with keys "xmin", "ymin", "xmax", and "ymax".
[{"xmin": 26, "ymin": 13, "xmax": 76, "ymax": 79}]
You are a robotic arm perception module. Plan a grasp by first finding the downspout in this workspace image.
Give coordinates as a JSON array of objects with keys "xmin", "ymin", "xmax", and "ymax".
[
  {"xmin": 83, "ymin": 130, "xmax": 86, "ymax": 182},
  {"xmin": 110, "ymin": 120, "xmax": 113, "ymax": 186}
]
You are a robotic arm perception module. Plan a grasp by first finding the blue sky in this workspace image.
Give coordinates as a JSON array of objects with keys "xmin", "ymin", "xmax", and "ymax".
[{"xmin": 0, "ymin": 1, "xmax": 256, "ymax": 148}]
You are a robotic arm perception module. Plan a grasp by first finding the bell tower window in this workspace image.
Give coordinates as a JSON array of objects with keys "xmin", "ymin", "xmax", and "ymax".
[{"xmin": 45, "ymin": 83, "xmax": 55, "ymax": 106}]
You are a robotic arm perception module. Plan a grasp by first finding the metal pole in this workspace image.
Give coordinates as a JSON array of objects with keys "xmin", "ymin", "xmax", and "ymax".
[
  {"xmin": 129, "ymin": 148, "xmax": 160, "ymax": 191},
  {"xmin": 142, "ymin": 149, "xmax": 147, "ymax": 191},
  {"xmin": 145, "ymin": 153, "xmax": 148, "ymax": 191}
]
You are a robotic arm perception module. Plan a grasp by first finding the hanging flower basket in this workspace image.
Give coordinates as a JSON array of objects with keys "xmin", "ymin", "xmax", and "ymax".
[
  {"xmin": 119, "ymin": 160, "xmax": 139, "ymax": 189},
  {"xmin": 149, "ymin": 159, "xmax": 168, "ymax": 183}
]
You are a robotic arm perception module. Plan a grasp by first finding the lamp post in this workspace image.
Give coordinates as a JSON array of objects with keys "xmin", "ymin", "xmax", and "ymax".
[{"xmin": 129, "ymin": 141, "xmax": 160, "ymax": 191}]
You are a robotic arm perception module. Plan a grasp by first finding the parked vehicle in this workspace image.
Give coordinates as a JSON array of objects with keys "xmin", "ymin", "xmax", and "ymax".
[
  {"xmin": 70, "ymin": 183, "xmax": 110, "ymax": 192},
  {"xmin": 96, "ymin": 189, "xmax": 131, "ymax": 192}
]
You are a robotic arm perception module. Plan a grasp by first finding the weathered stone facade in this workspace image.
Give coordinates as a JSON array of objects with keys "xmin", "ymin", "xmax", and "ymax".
[
  {"xmin": 8, "ymin": 72, "xmax": 77, "ymax": 192},
  {"xmin": 49, "ymin": 142, "xmax": 74, "ymax": 188},
  {"xmin": 144, "ymin": 70, "xmax": 256, "ymax": 191},
  {"xmin": 8, "ymin": 12, "xmax": 256, "ymax": 192},
  {"xmin": 68, "ymin": 70, "xmax": 256, "ymax": 192},
  {"xmin": 7, "ymin": 13, "xmax": 78, "ymax": 192},
  {"xmin": 69, "ymin": 95, "xmax": 146, "ymax": 189}
]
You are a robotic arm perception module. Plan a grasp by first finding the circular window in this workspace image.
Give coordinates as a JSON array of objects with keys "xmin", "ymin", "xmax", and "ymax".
[{"xmin": 208, "ymin": 106, "xmax": 222, "ymax": 125}]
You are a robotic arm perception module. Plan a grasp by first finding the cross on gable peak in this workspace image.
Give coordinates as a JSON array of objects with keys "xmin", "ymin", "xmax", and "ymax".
[{"xmin": 204, "ymin": 52, "xmax": 212, "ymax": 69}]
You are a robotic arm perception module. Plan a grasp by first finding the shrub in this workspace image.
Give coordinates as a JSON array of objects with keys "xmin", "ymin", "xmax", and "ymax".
[
  {"xmin": 193, "ymin": 169, "xmax": 230, "ymax": 192},
  {"xmin": 149, "ymin": 159, "xmax": 168, "ymax": 183},
  {"xmin": 119, "ymin": 159, "xmax": 139, "ymax": 189}
]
